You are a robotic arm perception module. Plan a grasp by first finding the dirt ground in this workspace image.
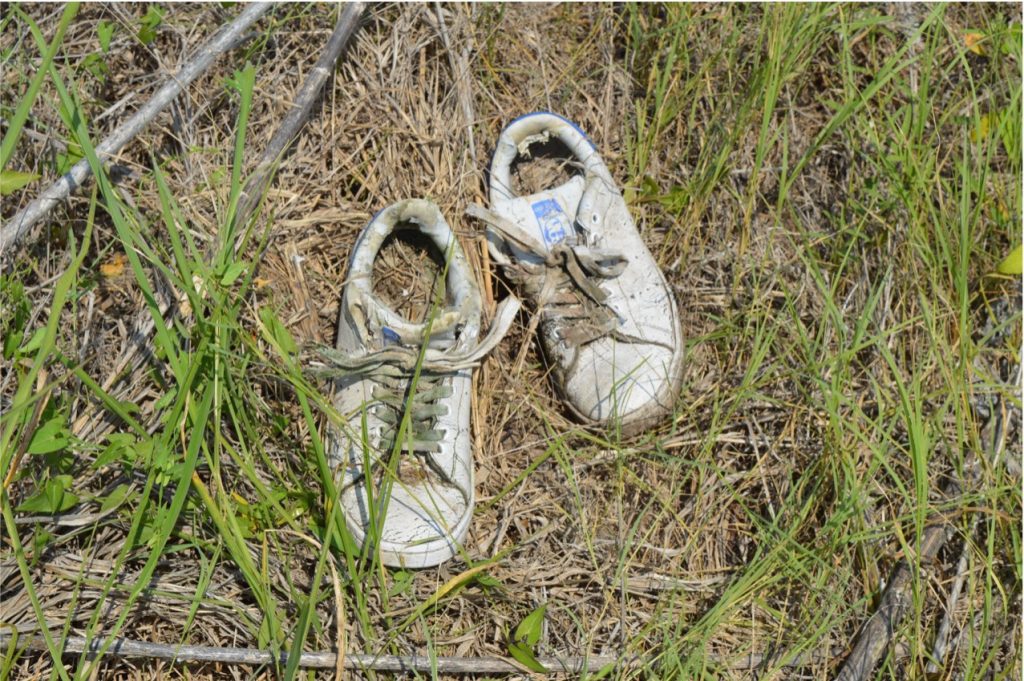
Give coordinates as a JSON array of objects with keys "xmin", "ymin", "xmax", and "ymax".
[{"xmin": 1, "ymin": 3, "xmax": 1021, "ymax": 679}]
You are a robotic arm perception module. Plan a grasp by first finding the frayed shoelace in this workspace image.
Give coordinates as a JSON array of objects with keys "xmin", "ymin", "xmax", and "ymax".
[
  {"xmin": 314, "ymin": 297, "xmax": 519, "ymax": 463},
  {"xmin": 467, "ymin": 203, "xmax": 650, "ymax": 349}
]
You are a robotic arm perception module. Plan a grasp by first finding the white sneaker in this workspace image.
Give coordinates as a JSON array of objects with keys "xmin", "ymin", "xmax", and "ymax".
[
  {"xmin": 469, "ymin": 112, "xmax": 684, "ymax": 436},
  {"xmin": 319, "ymin": 199, "xmax": 518, "ymax": 568}
]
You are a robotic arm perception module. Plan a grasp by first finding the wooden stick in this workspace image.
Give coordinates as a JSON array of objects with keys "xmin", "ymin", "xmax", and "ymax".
[
  {"xmin": 834, "ymin": 519, "xmax": 955, "ymax": 681},
  {"xmin": 232, "ymin": 2, "xmax": 365, "ymax": 234},
  {"xmin": 65, "ymin": 6, "xmax": 365, "ymax": 447},
  {"xmin": 1, "ymin": 635, "xmax": 620, "ymax": 674},
  {"xmin": 1, "ymin": 634, "xmax": 840, "ymax": 674},
  {"xmin": 924, "ymin": 523, "xmax": 975, "ymax": 675},
  {"xmin": 1, "ymin": 2, "xmax": 272, "ymax": 255},
  {"xmin": 835, "ymin": 369, "xmax": 1016, "ymax": 681}
]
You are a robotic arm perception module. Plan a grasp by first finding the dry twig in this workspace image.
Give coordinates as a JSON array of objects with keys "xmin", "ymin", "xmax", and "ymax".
[
  {"xmin": 1, "ymin": 2, "xmax": 272, "ymax": 255},
  {"xmin": 1, "ymin": 634, "xmax": 841, "ymax": 674},
  {"xmin": 836, "ymin": 365, "xmax": 1018, "ymax": 680},
  {"xmin": 2, "ymin": 635, "xmax": 623, "ymax": 674},
  {"xmin": 232, "ymin": 2, "xmax": 365, "ymax": 234}
]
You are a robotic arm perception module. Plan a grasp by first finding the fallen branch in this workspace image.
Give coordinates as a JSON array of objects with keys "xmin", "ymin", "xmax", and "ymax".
[
  {"xmin": 0, "ymin": 635, "xmax": 618, "ymax": 674},
  {"xmin": 1, "ymin": 2, "xmax": 272, "ymax": 255},
  {"xmin": 834, "ymin": 515, "xmax": 955, "ymax": 681},
  {"xmin": 65, "ymin": 6, "xmax": 365, "ymax": 448},
  {"xmin": 1, "ymin": 634, "xmax": 840, "ymax": 674},
  {"xmin": 836, "ymin": 360, "xmax": 1018, "ymax": 680},
  {"xmin": 232, "ymin": 2, "xmax": 365, "ymax": 233},
  {"xmin": 924, "ymin": 522, "xmax": 975, "ymax": 676}
]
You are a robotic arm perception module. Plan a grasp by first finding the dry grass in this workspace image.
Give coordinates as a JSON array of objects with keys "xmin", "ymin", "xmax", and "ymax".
[{"xmin": 1, "ymin": 3, "xmax": 1021, "ymax": 680}]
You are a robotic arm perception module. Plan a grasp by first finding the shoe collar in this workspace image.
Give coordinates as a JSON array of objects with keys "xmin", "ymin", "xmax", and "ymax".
[
  {"xmin": 489, "ymin": 111, "xmax": 615, "ymax": 204},
  {"xmin": 344, "ymin": 199, "xmax": 481, "ymax": 351}
]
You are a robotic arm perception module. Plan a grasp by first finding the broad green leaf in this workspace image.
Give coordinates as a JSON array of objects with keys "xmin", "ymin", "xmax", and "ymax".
[
  {"xmin": 19, "ymin": 327, "xmax": 45, "ymax": 355},
  {"xmin": 507, "ymin": 605, "xmax": 548, "ymax": 671},
  {"xmin": 55, "ymin": 150, "xmax": 84, "ymax": 175},
  {"xmin": 220, "ymin": 261, "xmax": 246, "ymax": 286},
  {"xmin": 54, "ymin": 139, "xmax": 85, "ymax": 174},
  {"xmin": 3, "ymin": 327, "xmax": 25, "ymax": 360},
  {"xmin": 43, "ymin": 448, "xmax": 75, "ymax": 475},
  {"xmin": 399, "ymin": 562, "xmax": 496, "ymax": 629},
  {"xmin": 225, "ymin": 63, "xmax": 256, "ymax": 95},
  {"xmin": 508, "ymin": 642, "xmax": 547, "ymax": 673},
  {"xmin": 93, "ymin": 434, "xmax": 138, "ymax": 469},
  {"xmin": 16, "ymin": 476, "xmax": 78, "ymax": 514},
  {"xmin": 997, "ymin": 244, "xmax": 1022, "ymax": 275},
  {"xmin": 106, "ymin": 433, "xmax": 137, "ymax": 447},
  {"xmin": 99, "ymin": 483, "xmax": 134, "ymax": 513},
  {"xmin": 92, "ymin": 445, "xmax": 122, "ymax": 469},
  {"xmin": 388, "ymin": 570, "xmax": 414, "ymax": 598},
  {"xmin": 514, "ymin": 603, "xmax": 546, "ymax": 647},
  {"xmin": 0, "ymin": 170, "xmax": 40, "ymax": 195},
  {"xmin": 28, "ymin": 416, "xmax": 69, "ymax": 455},
  {"xmin": 97, "ymin": 20, "xmax": 115, "ymax": 53},
  {"xmin": 473, "ymin": 573, "xmax": 503, "ymax": 591},
  {"xmin": 1, "ymin": 275, "xmax": 30, "ymax": 360},
  {"xmin": 82, "ymin": 53, "xmax": 108, "ymax": 81},
  {"xmin": 135, "ymin": 438, "xmax": 156, "ymax": 466},
  {"xmin": 137, "ymin": 5, "xmax": 163, "ymax": 45}
]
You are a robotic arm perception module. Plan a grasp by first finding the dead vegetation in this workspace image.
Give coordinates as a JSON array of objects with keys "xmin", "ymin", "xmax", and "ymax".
[{"xmin": 1, "ymin": 3, "xmax": 1021, "ymax": 679}]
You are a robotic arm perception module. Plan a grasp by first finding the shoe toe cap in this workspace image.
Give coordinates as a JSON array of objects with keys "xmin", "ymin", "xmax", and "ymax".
[
  {"xmin": 564, "ymin": 341, "xmax": 681, "ymax": 432},
  {"xmin": 340, "ymin": 471, "xmax": 472, "ymax": 568}
]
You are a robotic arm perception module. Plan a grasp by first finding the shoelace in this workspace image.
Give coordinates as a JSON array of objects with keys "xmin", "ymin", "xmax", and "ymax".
[
  {"xmin": 467, "ymin": 203, "xmax": 640, "ymax": 348},
  {"xmin": 314, "ymin": 297, "xmax": 520, "ymax": 461},
  {"xmin": 369, "ymin": 377, "xmax": 452, "ymax": 454}
]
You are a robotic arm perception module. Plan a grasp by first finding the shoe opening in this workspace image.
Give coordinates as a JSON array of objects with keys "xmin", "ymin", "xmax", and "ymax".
[
  {"xmin": 372, "ymin": 224, "xmax": 449, "ymax": 325},
  {"xmin": 508, "ymin": 136, "xmax": 584, "ymax": 197}
]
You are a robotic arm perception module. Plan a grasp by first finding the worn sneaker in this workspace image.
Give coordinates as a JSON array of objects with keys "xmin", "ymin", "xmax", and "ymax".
[
  {"xmin": 468, "ymin": 112, "xmax": 684, "ymax": 436},
  {"xmin": 318, "ymin": 199, "xmax": 517, "ymax": 568}
]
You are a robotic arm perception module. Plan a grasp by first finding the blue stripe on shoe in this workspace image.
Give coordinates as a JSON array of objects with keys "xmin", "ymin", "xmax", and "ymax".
[{"xmin": 502, "ymin": 111, "xmax": 598, "ymax": 153}]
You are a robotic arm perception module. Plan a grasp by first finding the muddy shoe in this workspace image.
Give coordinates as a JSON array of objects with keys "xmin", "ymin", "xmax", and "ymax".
[
  {"xmin": 319, "ymin": 199, "xmax": 517, "ymax": 568},
  {"xmin": 469, "ymin": 112, "xmax": 684, "ymax": 436}
]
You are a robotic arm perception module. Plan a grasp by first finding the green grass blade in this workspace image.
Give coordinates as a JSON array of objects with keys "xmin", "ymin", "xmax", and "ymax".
[{"xmin": 1, "ymin": 4, "xmax": 79, "ymax": 170}]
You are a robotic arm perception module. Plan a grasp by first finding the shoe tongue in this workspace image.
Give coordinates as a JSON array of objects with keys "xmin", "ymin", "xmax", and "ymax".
[
  {"xmin": 493, "ymin": 176, "xmax": 586, "ymax": 261},
  {"xmin": 360, "ymin": 293, "xmax": 462, "ymax": 352}
]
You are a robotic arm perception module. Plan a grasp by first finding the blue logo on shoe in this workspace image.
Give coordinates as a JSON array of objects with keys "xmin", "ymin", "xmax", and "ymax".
[
  {"xmin": 531, "ymin": 199, "xmax": 570, "ymax": 246},
  {"xmin": 382, "ymin": 326, "xmax": 401, "ymax": 346}
]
